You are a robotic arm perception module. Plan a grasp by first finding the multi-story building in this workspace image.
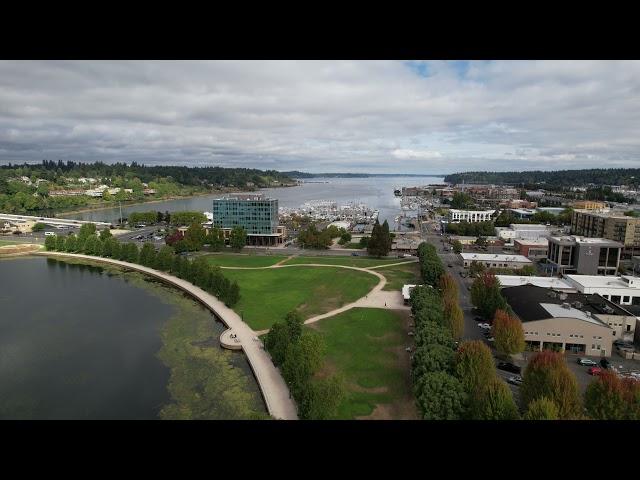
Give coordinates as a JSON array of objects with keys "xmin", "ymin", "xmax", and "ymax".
[
  {"xmin": 211, "ymin": 193, "xmax": 284, "ymax": 246},
  {"xmin": 448, "ymin": 209, "xmax": 495, "ymax": 223},
  {"xmin": 546, "ymin": 236, "xmax": 622, "ymax": 276},
  {"xmin": 572, "ymin": 200, "xmax": 606, "ymax": 210},
  {"xmin": 501, "ymin": 284, "xmax": 637, "ymax": 357},
  {"xmin": 514, "ymin": 239, "xmax": 548, "ymax": 259},
  {"xmin": 571, "ymin": 209, "xmax": 640, "ymax": 252}
]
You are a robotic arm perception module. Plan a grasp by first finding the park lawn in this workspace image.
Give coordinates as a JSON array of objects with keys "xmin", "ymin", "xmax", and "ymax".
[
  {"xmin": 377, "ymin": 262, "xmax": 422, "ymax": 291},
  {"xmin": 309, "ymin": 308, "xmax": 417, "ymax": 419},
  {"xmin": 223, "ymin": 266, "xmax": 379, "ymax": 330},
  {"xmin": 282, "ymin": 255, "xmax": 403, "ymax": 268},
  {"xmin": 202, "ymin": 254, "xmax": 288, "ymax": 268},
  {"xmin": 0, "ymin": 240, "xmax": 18, "ymax": 246}
]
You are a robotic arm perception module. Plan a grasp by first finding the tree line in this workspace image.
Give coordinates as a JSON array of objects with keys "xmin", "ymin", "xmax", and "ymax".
[
  {"xmin": 444, "ymin": 168, "xmax": 640, "ymax": 190},
  {"xmin": 44, "ymin": 224, "xmax": 240, "ymax": 307},
  {"xmin": 264, "ymin": 311, "xmax": 345, "ymax": 419}
]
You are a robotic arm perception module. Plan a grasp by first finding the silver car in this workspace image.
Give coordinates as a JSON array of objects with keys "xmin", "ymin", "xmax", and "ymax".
[{"xmin": 577, "ymin": 358, "xmax": 598, "ymax": 366}]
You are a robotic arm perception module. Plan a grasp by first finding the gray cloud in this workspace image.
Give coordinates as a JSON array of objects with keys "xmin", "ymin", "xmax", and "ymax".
[{"xmin": 0, "ymin": 60, "xmax": 639, "ymax": 173}]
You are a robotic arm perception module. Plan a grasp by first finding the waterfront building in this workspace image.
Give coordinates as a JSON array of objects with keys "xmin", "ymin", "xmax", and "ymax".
[
  {"xmin": 546, "ymin": 236, "xmax": 622, "ymax": 276},
  {"xmin": 212, "ymin": 193, "xmax": 284, "ymax": 246}
]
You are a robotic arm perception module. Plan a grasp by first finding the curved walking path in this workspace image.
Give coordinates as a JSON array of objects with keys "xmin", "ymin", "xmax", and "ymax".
[
  {"xmin": 218, "ymin": 261, "xmax": 410, "ymax": 329},
  {"xmin": 34, "ymin": 251, "xmax": 298, "ymax": 421}
]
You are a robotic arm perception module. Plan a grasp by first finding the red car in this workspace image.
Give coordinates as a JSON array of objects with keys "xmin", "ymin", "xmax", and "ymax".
[{"xmin": 588, "ymin": 367, "xmax": 603, "ymax": 376}]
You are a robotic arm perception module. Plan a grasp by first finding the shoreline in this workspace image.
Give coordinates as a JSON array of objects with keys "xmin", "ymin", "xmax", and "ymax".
[{"xmin": 53, "ymin": 183, "xmax": 298, "ymax": 217}]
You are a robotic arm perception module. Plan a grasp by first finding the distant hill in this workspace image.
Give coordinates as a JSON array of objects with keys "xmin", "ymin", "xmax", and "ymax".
[
  {"xmin": 444, "ymin": 168, "xmax": 640, "ymax": 189},
  {"xmin": 282, "ymin": 171, "xmax": 447, "ymax": 178}
]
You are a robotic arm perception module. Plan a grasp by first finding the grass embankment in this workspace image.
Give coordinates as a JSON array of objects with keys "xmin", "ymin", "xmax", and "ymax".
[
  {"xmin": 309, "ymin": 308, "xmax": 417, "ymax": 419},
  {"xmin": 223, "ymin": 267, "xmax": 379, "ymax": 330},
  {"xmin": 281, "ymin": 255, "xmax": 404, "ymax": 268},
  {"xmin": 377, "ymin": 262, "xmax": 422, "ymax": 291},
  {"xmin": 0, "ymin": 240, "xmax": 18, "ymax": 246},
  {"xmin": 203, "ymin": 254, "xmax": 288, "ymax": 268}
]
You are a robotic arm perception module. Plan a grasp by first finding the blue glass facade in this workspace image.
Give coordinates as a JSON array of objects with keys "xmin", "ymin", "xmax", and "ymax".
[{"xmin": 212, "ymin": 194, "xmax": 278, "ymax": 235}]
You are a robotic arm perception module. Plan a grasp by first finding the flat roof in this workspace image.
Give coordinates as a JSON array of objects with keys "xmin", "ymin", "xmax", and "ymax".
[
  {"xmin": 496, "ymin": 275, "xmax": 575, "ymax": 290},
  {"xmin": 540, "ymin": 303, "xmax": 604, "ymax": 326},
  {"xmin": 513, "ymin": 239, "xmax": 549, "ymax": 246},
  {"xmin": 460, "ymin": 253, "xmax": 532, "ymax": 263},
  {"xmin": 502, "ymin": 284, "xmax": 629, "ymax": 324},
  {"xmin": 564, "ymin": 274, "xmax": 640, "ymax": 290}
]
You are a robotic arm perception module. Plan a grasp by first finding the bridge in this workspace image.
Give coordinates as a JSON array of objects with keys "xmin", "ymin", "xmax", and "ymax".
[{"xmin": 0, "ymin": 213, "xmax": 112, "ymax": 229}]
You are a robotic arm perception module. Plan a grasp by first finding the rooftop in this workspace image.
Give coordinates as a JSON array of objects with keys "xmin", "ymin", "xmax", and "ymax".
[
  {"xmin": 460, "ymin": 253, "xmax": 532, "ymax": 263},
  {"xmin": 496, "ymin": 275, "xmax": 575, "ymax": 290},
  {"xmin": 501, "ymin": 284, "xmax": 630, "ymax": 324},
  {"xmin": 564, "ymin": 274, "xmax": 640, "ymax": 290},
  {"xmin": 215, "ymin": 193, "xmax": 274, "ymax": 201},
  {"xmin": 548, "ymin": 235, "xmax": 623, "ymax": 247}
]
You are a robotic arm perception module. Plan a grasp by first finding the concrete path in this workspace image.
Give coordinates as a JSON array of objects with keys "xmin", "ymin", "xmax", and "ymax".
[{"xmin": 35, "ymin": 251, "xmax": 298, "ymax": 421}]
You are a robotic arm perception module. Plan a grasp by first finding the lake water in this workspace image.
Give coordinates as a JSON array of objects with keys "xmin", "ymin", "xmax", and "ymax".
[
  {"xmin": 65, "ymin": 176, "xmax": 444, "ymax": 227},
  {"xmin": 0, "ymin": 256, "xmax": 262, "ymax": 419}
]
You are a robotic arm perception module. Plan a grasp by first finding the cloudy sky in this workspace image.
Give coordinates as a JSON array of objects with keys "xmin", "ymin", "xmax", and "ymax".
[{"xmin": 0, "ymin": 60, "xmax": 639, "ymax": 174}]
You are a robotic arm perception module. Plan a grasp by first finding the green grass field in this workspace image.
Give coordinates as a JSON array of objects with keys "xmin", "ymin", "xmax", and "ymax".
[
  {"xmin": 0, "ymin": 240, "xmax": 18, "ymax": 246},
  {"xmin": 309, "ymin": 308, "xmax": 417, "ymax": 419},
  {"xmin": 378, "ymin": 262, "xmax": 422, "ymax": 291},
  {"xmin": 223, "ymin": 266, "xmax": 379, "ymax": 330},
  {"xmin": 202, "ymin": 254, "xmax": 288, "ymax": 268},
  {"xmin": 281, "ymin": 255, "xmax": 405, "ymax": 268}
]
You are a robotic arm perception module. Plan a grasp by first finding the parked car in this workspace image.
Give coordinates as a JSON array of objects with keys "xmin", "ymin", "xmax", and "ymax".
[
  {"xmin": 448, "ymin": 264, "xmax": 453, "ymax": 268},
  {"xmin": 497, "ymin": 362, "xmax": 521, "ymax": 374},
  {"xmin": 44, "ymin": 231, "xmax": 56, "ymax": 236},
  {"xmin": 577, "ymin": 358, "xmax": 598, "ymax": 366},
  {"xmin": 351, "ymin": 252, "xmax": 359, "ymax": 256},
  {"xmin": 507, "ymin": 375, "xmax": 523, "ymax": 386},
  {"xmin": 474, "ymin": 316, "xmax": 484, "ymax": 322},
  {"xmin": 478, "ymin": 323, "xmax": 491, "ymax": 330},
  {"xmin": 588, "ymin": 367, "xmax": 603, "ymax": 376},
  {"xmin": 600, "ymin": 358, "xmax": 611, "ymax": 369}
]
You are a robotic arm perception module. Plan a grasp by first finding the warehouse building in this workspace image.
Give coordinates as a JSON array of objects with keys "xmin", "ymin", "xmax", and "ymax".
[{"xmin": 459, "ymin": 253, "xmax": 533, "ymax": 269}]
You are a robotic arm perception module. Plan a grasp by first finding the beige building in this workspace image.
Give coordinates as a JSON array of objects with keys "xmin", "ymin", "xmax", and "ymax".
[
  {"xmin": 572, "ymin": 200, "xmax": 606, "ymax": 210},
  {"xmin": 572, "ymin": 209, "xmax": 640, "ymax": 250},
  {"xmin": 501, "ymin": 285, "xmax": 638, "ymax": 357}
]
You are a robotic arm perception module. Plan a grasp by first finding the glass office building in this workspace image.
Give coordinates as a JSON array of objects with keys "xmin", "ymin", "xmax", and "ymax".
[{"xmin": 212, "ymin": 194, "xmax": 279, "ymax": 235}]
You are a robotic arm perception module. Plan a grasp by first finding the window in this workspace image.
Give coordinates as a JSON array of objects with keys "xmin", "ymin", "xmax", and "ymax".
[
  {"xmin": 592, "ymin": 344, "xmax": 596, "ymax": 349},
  {"xmin": 623, "ymin": 296, "xmax": 630, "ymax": 303}
]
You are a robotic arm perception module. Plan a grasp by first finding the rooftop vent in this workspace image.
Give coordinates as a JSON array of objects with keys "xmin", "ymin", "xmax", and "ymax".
[
  {"xmin": 559, "ymin": 292, "xmax": 568, "ymax": 301},
  {"xmin": 573, "ymin": 301, "xmax": 583, "ymax": 309},
  {"xmin": 585, "ymin": 311, "xmax": 592, "ymax": 317},
  {"xmin": 548, "ymin": 291, "xmax": 557, "ymax": 298},
  {"xmin": 561, "ymin": 302, "xmax": 571, "ymax": 309}
]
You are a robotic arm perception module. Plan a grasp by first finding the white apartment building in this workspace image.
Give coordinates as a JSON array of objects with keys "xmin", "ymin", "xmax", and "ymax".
[{"xmin": 448, "ymin": 209, "xmax": 495, "ymax": 223}]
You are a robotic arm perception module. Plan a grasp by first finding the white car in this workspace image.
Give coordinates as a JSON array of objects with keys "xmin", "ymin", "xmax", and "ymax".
[
  {"xmin": 478, "ymin": 323, "xmax": 491, "ymax": 330},
  {"xmin": 577, "ymin": 358, "xmax": 598, "ymax": 366}
]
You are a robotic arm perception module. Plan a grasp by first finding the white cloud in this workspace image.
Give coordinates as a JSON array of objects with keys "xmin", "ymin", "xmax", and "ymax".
[{"xmin": 0, "ymin": 60, "xmax": 639, "ymax": 173}]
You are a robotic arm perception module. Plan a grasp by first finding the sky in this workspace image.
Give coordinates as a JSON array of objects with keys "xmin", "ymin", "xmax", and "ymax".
[{"xmin": 1, "ymin": 60, "xmax": 639, "ymax": 174}]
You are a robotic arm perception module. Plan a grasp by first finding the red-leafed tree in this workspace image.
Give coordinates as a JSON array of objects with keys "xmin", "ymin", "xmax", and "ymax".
[
  {"xmin": 165, "ymin": 230, "xmax": 184, "ymax": 246},
  {"xmin": 521, "ymin": 350, "xmax": 582, "ymax": 419},
  {"xmin": 492, "ymin": 309, "xmax": 525, "ymax": 357}
]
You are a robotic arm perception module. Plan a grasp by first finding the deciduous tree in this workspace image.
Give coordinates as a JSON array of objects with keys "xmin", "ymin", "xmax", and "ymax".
[
  {"xmin": 521, "ymin": 350, "xmax": 582, "ymax": 419},
  {"xmin": 523, "ymin": 397, "xmax": 559, "ymax": 420},
  {"xmin": 455, "ymin": 340, "xmax": 496, "ymax": 395},
  {"xmin": 415, "ymin": 371, "xmax": 466, "ymax": 420},
  {"xmin": 492, "ymin": 309, "xmax": 525, "ymax": 357},
  {"xmin": 470, "ymin": 378, "xmax": 519, "ymax": 420}
]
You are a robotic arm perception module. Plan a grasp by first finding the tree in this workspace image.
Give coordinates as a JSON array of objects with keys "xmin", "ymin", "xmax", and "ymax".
[
  {"xmin": 32, "ymin": 222, "xmax": 46, "ymax": 232},
  {"xmin": 438, "ymin": 273, "xmax": 458, "ymax": 298},
  {"xmin": 139, "ymin": 242, "xmax": 157, "ymax": 267},
  {"xmin": 450, "ymin": 192, "xmax": 475, "ymax": 209},
  {"xmin": 412, "ymin": 343, "xmax": 455, "ymax": 380},
  {"xmin": 55, "ymin": 234, "xmax": 66, "ymax": 251},
  {"xmin": 468, "ymin": 260, "xmax": 486, "ymax": 277},
  {"xmin": 470, "ymin": 272, "xmax": 506, "ymax": 320},
  {"xmin": 78, "ymin": 223, "xmax": 97, "ymax": 242},
  {"xmin": 521, "ymin": 350, "xmax": 582, "ymax": 419},
  {"xmin": 452, "ymin": 240, "xmax": 463, "ymax": 254},
  {"xmin": 415, "ymin": 371, "xmax": 467, "ymax": 420},
  {"xmin": 455, "ymin": 340, "xmax": 496, "ymax": 396},
  {"xmin": 184, "ymin": 222, "xmax": 206, "ymax": 251},
  {"xmin": 281, "ymin": 333, "xmax": 326, "ymax": 397},
  {"xmin": 585, "ymin": 371, "xmax": 631, "ymax": 420},
  {"xmin": 99, "ymin": 228, "xmax": 112, "ymax": 241},
  {"xmin": 523, "ymin": 397, "xmax": 559, "ymax": 420},
  {"xmin": 470, "ymin": 378, "xmax": 519, "ymax": 420},
  {"xmin": 122, "ymin": 242, "xmax": 140, "ymax": 263},
  {"xmin": 442, "ymin": 300, "xmax": 464, "ymax": 341},
  {"xmin": 298, "ymin": 375, "xmax": 346, "ymax": 420},
  {"xmin": 171, "ymin": 211, "xmax": 207, "ymax": 226},
  {"xmin": 44, "ymin": 235, "xmax": 56, "ymax": 250},
  {"xmin": 229, "ymin": 226, "xmax": 247, "ymax": 251},
  {"xmin": 205, "ymin": 227, "xmax": 225, "ymax": 251},
  {"xmin": 64, "ymin": 234, "xmax": 78, "ymax": 252},
  {"xmin": 156, "ymin": 245, "xmax": 174, "ymax": 271},
  {"xmin": 359, "ymin": 236, "xmax": 370, "ymax": 248},
  {"xmin": 475, "ymin": 236, "xmax": 488, "ymax": 247},
  {"xmin": 225, "ymin": 280, "xmax": 240, "ymax": 306},
  {"xmin": 492, "ymin": 309, "xmax": 525, "ymax": 357}
]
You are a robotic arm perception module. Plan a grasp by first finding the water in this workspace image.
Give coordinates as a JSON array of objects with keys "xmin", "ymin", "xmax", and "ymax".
[
  {"xmin": 0, "ymin": 256, "xmax": 261, "ymax": 419},
  {"xmin": 64, "ymin": 176, "xmax": 444, "ymax": 228}
]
